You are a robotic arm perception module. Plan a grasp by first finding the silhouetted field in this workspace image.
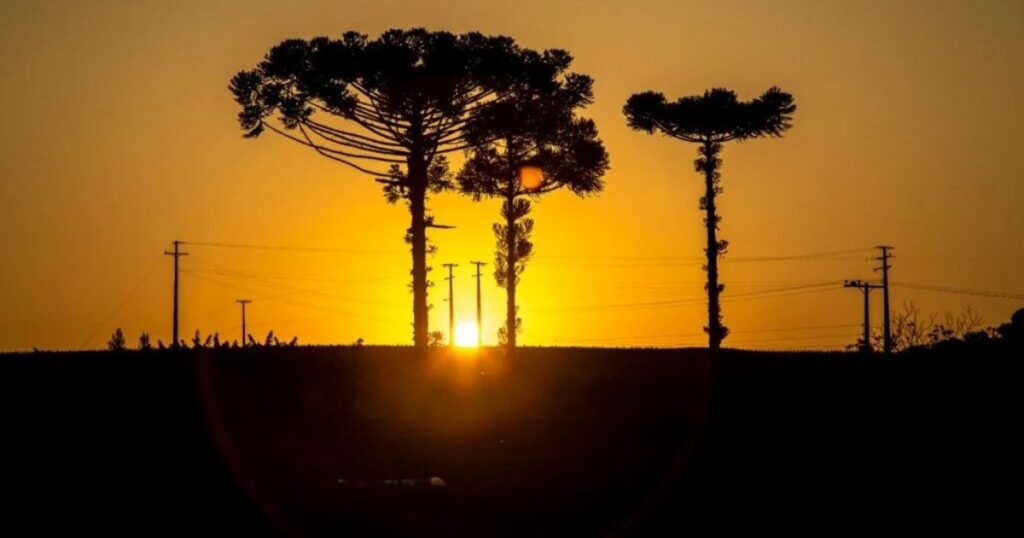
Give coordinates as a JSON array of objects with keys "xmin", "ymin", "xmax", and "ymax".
[{"xmin": 1, "ymin": 346, "xmax": 1017, "ymax": 536}]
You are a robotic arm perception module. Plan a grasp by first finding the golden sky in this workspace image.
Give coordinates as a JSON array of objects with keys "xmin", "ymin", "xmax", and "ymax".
[{"xmin": 2, "ymin": 0, "xmax": 1022, "ymax": 351}]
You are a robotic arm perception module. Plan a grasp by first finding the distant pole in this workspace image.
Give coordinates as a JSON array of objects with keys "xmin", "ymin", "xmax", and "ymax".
[
  {"xmin": 236, "ymin": 299, "xmax": 252, "ymax": 346},
  {"xmin": 862, "ymin": 286, "xmax": 870, "ymax": 350},
  {"xmin": 471, "ymin": 261, "xmax": 487, "ymax": 347},
  {"xmin": 875, "ymin": 246, "xmax": 894, "ymax": 354},
  {"xmin": 844, "ymin": 280, "xmax": 881, "ymax": 353},
  {"xmin": 442, "ymin": 263, "xmax": 458, "ymax": 347},
  {"xmin": 164, "ymin": 240, "xmax": 188, "ymax": 348}
]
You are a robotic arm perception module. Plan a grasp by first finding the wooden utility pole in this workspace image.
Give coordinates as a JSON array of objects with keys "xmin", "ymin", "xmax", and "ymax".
[
  {"xmin": 470, "ymin": 261, "xmax": 486, "ymax": 347},
  {"xmin": 236, "ymin": 299, "xmax": 251, "ymax": 346},
  {"xmin": 442, "ymin": 263, "xmax": 458, "ymax": 347},
  {"xmin": 164, "ymin": 240, "xmax": 188, "ymax": 348},
  {"xmin": 875, "ymin": 246, "xmax": 894, "ymax": 354},
  {"xmin": 844, "ymin": 280, "xmax": 882, "ymax": 353}
]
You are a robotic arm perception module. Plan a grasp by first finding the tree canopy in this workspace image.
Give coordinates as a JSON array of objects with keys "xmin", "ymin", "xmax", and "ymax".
[
  {"xmin": 624, "ymin": 87, "xmax": 795, "ymax": 143},
  {"xmin": 231, "ymin": 29, "xmax": 573, "ymax": 178},
  {"xmin": 458, "ymin": 68, "xmax": 608, "ymax": 199}
]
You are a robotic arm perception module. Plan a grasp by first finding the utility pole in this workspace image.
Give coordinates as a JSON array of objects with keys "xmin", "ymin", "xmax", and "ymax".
[
  {"xmin": 442, "ymin": 263, "xmax": 458, "ymax": 347},
  {"xmin": 164, "ymin": 240, "xmax": 188, "ymax": 348},
  {"xmin": 236, "ymin": 299, "xmax": 251, "ymax": 346},
  {"xmin": 875, "ymin": 246, "xmax": 894, "ymax": 354},
  {"xmin": 470, "ymin": 261, "xmax": 486, "ymax": 347},
  {"xmin": 844, "ymin": 280, "xmax": 881, "ymax": 353}
]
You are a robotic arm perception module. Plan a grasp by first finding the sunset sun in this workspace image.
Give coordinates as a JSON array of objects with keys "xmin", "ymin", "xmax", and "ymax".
[{"xmin": 454, "ymin": 320, "xmax": 479, "ymax": 348}]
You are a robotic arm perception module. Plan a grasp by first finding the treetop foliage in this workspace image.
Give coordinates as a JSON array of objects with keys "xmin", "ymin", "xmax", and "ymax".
[
  {"xmin": 457, "ymin": 56, "xmax": 608, "ymax": 201},
  {"xmin": 229, "ymin": 29, "xmax": 577, "ymax": 177},
  {"xmin": 623, "ymin": 87, "xmax": 796, "ymax": 143}
]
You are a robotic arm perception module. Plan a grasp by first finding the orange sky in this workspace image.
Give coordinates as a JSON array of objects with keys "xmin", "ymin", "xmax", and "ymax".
[{"xmin": 2, "ymin": 0, "xmax": 1022, "ymax": 351}]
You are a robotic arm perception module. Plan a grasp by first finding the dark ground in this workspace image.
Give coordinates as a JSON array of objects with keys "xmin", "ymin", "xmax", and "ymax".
[{"xmin": 1, "ymin": 345, "xmax": 1018, "ymax": 536}]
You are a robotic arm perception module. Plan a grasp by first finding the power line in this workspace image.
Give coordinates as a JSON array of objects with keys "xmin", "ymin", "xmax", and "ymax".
[
  {"xmin": 532, "ymin": 247, "xmax": 872, "ymax": 263},
  {"xmin": 534, "ymin": 281, "xmax": 841, "ymax": 313},
  {"xmin": 180, "ymin": 263, "xmax": 405, "ymax": 285},
  {"xmin": 78, "ymin": 257, "xmax": 163, "ymax": 349},
  {"xmin": 725, "ymin": 281, "xmax": 841, "ymax": 298},
  {"xmin": 528, "ymin": 247, "xmax": 872, "ymax": 266},
  {"xmin": 555, "ymin": 323, "xmax": 861, "ymax": 343},
  {"xmin": 181, "ymin": 267, "xmax": 404, "ymax": 307},
  {"xmin": 182, "ymin": 240, "xmax": 403, "ymax": 256},
  {"xmin": 182, "ymin": 271, "xmax": 402, "ymax": 324},
  {"xmin": 892, "ymin": 281, "xmax": 1024, "ymax": 300}
]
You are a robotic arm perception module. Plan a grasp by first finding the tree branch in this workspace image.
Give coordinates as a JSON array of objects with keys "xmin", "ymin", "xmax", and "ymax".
[{"xmin": 260, "ymin": 122, "xmax": 392, "ymax": 176}]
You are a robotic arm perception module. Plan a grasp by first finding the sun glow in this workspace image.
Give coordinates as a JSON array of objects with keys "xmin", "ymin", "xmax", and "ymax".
[{"xmin": 454, "ymin": 320, "xmax": 479, "ymax": 348}]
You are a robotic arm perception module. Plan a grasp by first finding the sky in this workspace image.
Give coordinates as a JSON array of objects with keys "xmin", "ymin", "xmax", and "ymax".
[{"xmin": 1, "ymin": 0, "xmax": 1022, "ymax": 351}]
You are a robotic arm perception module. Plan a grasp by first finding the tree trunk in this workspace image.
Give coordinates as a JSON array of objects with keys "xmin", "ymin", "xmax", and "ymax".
[
  {"xmin": 408, "ymin": 155, "xmax": 429, "ymax": 349},
  {"xmin": 504, "ymin": 196, "xmax": 518, "ymax": 348},
  {"xmin": 699, "ymin": 140, "xmax": 727, "ymax": 350}
]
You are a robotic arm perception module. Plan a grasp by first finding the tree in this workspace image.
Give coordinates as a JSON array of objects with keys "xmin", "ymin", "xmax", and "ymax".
[
  {"xmin": 623, "ymin": 87, "xmax": 795, "ymax": 350},
  {"xmin": 230, "ymin": 29, "xmax": 569, "ymax": 348},
  {"xmin": 996, "ymin": 308, "xmax": 1024, "ymax": 342},
  {"xmin": 138, "ymin": 332, "xmax": 152, "ymax": 351},
  {"xmin": 875, "ymin": 302, "xmax": 987, "ymax": 352},
  {"xmin": 428, "ymin": 330, "xmax": 446, "ymax": 348},
  {"xmin": 107, "ymin": 328, "xmax": 126, "ymax": 352},
  {"xmin": 458, "ymin": 56, "xmax": 608, "ymax": 347}
]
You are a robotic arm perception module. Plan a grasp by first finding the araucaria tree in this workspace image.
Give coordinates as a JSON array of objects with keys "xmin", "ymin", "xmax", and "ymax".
[
  {"xmin": 458, "ymin": 54, "xmax": 608, "ymax": 347},
  {"xmin": 230, "ymin": 29, "xmax": 570, "ymax": 347},
  {"xmin": 623, "ymin": 88, "xmax": 795, "ymax": 350}
]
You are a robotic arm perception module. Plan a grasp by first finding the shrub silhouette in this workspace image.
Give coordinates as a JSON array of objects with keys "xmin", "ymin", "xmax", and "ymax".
[
  {"xmin": 428, "ymin": 331, "xmax": 445, "ymax": 348},
  {"xmin": 624, "ymin": 87, "xmax": 795, "ymax": 350}
]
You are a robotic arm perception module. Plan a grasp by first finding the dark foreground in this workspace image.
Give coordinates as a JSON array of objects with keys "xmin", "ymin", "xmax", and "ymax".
[{"xmin": 1, "ymin": 346, "xmax": 1018, "ymax": 536}]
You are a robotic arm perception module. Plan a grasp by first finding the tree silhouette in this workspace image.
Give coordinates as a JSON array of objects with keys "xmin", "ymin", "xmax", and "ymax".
[
  {"xmin": 458, "ymin": 58, "xmax": 608, "ymax": 347},
  {"xmin": 230, "ymin": 29, "xmax": 570, "ymax": 348},
  {"xmin": 624, "ymin": 87, "xmax": 795, "ymax": 350},
  {"xmin": 107, "ymin": 328, "xmax": 126, "ymax": 352},
  {"xmin": 996, "ymin": 308, "xmax": 1024, "ymax": 342}
]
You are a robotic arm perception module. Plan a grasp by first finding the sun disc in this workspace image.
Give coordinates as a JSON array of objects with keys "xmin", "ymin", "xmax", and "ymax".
[
  {"xmin": 454, "ymin": 320, "xmax": 478, "ymax": 347},
  {"xmin": 519, "ymin": 165, "xmax": 545, "ymax": 191}
]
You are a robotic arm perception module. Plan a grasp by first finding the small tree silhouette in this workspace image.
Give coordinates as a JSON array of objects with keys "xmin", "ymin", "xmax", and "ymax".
[
  {"xmin": 459, "ymin": 55, "xmax": 609, "ymax": 347},
  {"xmin": 107, "ymin": 328, "xmax": 126, "ymax": 352},
  {"xmin": 231, "ymin": 29, "xmax": 582, "ymax": 348},
  {"xmin": 624, "ymin": 87, "xmax": 795, "ymax": 350},
  {"xmin": 138, "ymin": 332, "xmax": 152, "ymax": 351},
  {"xmin": 428, "ymin": 330, "xmax": 445, "ymax": 348}
]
